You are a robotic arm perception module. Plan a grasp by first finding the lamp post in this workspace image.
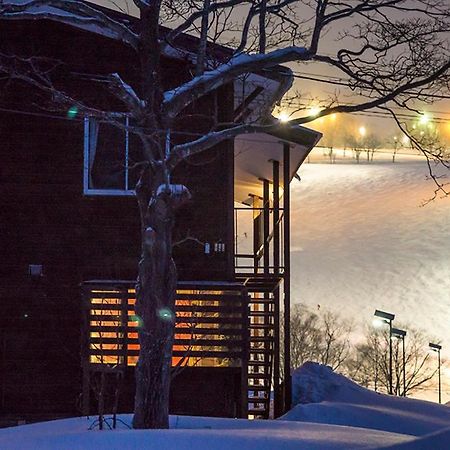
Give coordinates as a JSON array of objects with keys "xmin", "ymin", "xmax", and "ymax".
[
  {"xmin": 429, "ymin": 342, "xmax": 442, "ymax": 404},
  {"xmin": 373, "ymin": 309, "xmax": 395, "ymax": 394},
  {"xmin": 391, "ymin": 328, "xmax": 407, "ymax": 396}
]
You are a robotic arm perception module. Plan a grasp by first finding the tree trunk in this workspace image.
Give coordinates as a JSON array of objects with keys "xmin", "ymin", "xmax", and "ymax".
[{"xmin": 132, "ymin": 173, "xmax": 178, "ymax": 429}]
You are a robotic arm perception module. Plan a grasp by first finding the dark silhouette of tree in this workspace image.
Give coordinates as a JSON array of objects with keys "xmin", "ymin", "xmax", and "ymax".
[{"xmin": 1, "ymin": 0, "xmax": 448, "ymax": 428}]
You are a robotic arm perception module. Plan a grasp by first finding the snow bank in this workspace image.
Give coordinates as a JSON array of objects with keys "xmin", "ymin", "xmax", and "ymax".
[
  {"xmin": 370, "ymin": 427, "xmax": 450, "ymax": 449},
  {"xmin": 283, "ymin": 362, "xmax": 450, "ymax": 437},
  {"xmin": 0, "ymin": 414, "xmax": 412, "ymax": 450}
]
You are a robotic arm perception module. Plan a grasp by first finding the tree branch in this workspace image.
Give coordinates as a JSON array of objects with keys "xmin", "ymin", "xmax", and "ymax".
[{"xmin": 163, "ymin": 45, "xmax": 309, "ymax": 119}]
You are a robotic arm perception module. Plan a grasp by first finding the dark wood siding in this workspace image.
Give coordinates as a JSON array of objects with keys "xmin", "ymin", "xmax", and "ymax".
[{"xmin": 0, "ymin": 20, "xmax": 235, "ymax": 417}]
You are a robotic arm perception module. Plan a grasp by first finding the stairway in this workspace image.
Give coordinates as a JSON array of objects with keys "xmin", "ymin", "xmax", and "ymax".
[{"xmin": 238, "ymin": 276, "xmax": 280, "ymax": 419}]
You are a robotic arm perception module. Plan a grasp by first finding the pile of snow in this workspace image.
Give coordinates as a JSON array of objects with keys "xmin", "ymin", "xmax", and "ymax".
[
  {"xmin": 285, "ymin": 362, "xmax": 450, "ymax": 437},
  {"xmin": 1, "ymin": 363, "xmax": 449, "ymax": 449},
  {"xmin": 0, "ymin": 414, "xmax": 412, "ymax": 450}
]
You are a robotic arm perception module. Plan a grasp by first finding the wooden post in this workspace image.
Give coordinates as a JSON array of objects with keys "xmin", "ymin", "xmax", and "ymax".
[{"xmin": 81, "ymin": 284, "xmax": 91, "ymax": 416}]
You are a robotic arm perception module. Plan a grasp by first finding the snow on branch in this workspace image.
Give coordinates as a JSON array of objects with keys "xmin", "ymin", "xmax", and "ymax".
[
  {"xmin": 168, "ymin": 122, "xmax": 276, "ymax": 169},
  {"xmin": 108, "ymin": 73, "xmax": 146, "ymax": 115},
  {"xmin": 163, "ymin": 46, "xmax": 309, "ymax": 119},
  {"xmin": 0, "ymin": 0, "xmax": 139, "ymax": 49}
]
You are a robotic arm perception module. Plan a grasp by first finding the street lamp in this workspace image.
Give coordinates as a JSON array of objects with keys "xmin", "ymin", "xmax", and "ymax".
[
  {"xmin": 374, "ymin": 309, "xmax": 395, "ymax": 394},
  {"xmin": 391, "ymin": 328, "xmax": 407, "ymax": 396},
  {"xmin": 429, "ymin": 342, "xmax": 442, "ymax": 404}
]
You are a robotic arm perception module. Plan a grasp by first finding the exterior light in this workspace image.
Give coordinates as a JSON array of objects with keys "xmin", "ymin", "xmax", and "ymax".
[
  {"xmin": 419, "ymin": 113, "xmax": 430, "ymax": 125},
  {"xmin": 402, "ymin": 136, "xmax": 409, "ymax": 146},
  {"xmin": 374, "ymin": 309, "xmax": 395, "ymax": 394},
  {"xmin": 278, "ymin": 111, "xmax": 290, "ymax": 123},
  {"xmin": 309, "ymin": 106, "xmax": 322, "ymax": 117},
  {"xmin": 374, "ymin": 309, "xmax": 395, "ymax": 322},
  {"xmin": 429, "ymin": 342, "xmax": 442, "ymax": 404},
  {"xmin": 372, "ymin": 318, "xmax": 385, "ymax": 328},
  {"xmin": 359, "ymin": 126, "xmax": 367, "ymax": 137}
]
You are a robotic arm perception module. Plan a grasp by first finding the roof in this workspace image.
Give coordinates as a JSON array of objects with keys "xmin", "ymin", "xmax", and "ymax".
[{"xmin": 234, "ymin": 126, "xmax": 322, "ymax": 203}]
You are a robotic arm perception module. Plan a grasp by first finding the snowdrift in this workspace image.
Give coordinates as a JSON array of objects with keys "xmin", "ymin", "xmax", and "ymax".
[
  {"xmin": 0, "ymin": 363, "xmax": 449, "ymax": 449},
  {"xmin": 0, "ymin": 415, "xmax": 412, "ymax": 450},
  {"xmin": 284, "ymin": 362, "xmax": 450, "ymax": 437}
]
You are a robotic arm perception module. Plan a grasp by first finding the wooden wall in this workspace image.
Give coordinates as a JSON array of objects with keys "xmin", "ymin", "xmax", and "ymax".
[{"xmin": 0, "ymin": 19, "xmax": 235, "ymax": 418}]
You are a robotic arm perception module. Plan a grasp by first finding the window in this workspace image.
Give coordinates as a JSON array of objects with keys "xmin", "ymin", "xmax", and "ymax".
[{"xmin": 83, "ymin": 116, "xmax": 140, "ymax": 195}]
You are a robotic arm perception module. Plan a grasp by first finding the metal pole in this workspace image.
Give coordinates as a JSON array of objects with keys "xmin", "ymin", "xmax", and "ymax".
[
  {"xmin": 272, "ymin": 160, "xmax": 282, "ymax": 417},
  {"xmin": 375, "ymin": 345, "xmax": 378, "ymax": 392},
  {"xmin": 263, "ymin": 179, "xmax": 270, "ymax": 273},
  {"xmin": 438, "ymin": 349, "xmax": 441, "ymax": 404},
  {"xmin": 402, "ymin": 336, "xmax": 406, "ymax": 397},
  {"xmin": 283, "ymin": 143, "xmax": 291, "ymax": 412},
  {"xmin": 389, "ymin": 320, "xmax": 393, "ymax": 395}
]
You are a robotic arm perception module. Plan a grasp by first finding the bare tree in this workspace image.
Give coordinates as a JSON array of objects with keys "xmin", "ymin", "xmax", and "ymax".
[
  {"xmin": 365, "ymin": 133, "xmax": 381, "ymax": 162},
  {"xmin": 345, "ymin": 133, "xmax": 364, "ymax": 163},
  {"xmin": 1, "ymin": 0, "xmax": 449, "ymax": 429},
  {"xmin": 347, "ymin": 325, "xmax": 438, "ymax": 397},
  {"xmin": 281, "ymin": 304, "xmax": 353, "ymax": 375}
]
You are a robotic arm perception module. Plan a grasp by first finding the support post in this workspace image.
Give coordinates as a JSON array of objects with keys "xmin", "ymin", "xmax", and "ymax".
[
  {"xmin": 81, "ymin": 284, "xmax": 91, "ymax": 415},
  {"xmin": 283, "ymin": 143, "xmax": 291, "ymax": 412},
  {"xmin": 262, "ymin": 179, "xmax": 270, "ymax": 274},
  {"xmin": 272, "ymin": 160, "xmax": 282, "ymax": 417}
]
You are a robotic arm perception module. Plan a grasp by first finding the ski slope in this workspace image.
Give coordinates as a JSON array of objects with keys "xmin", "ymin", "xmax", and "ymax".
[{"xmin": 291, "ymin": 153, "xmax": 450, "ymax": 368}]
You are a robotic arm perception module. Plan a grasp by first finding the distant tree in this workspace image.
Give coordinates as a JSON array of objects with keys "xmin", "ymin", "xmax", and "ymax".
[
  {"xmin": 344, "ymin": 133, "xmax": 363, "ymax": 163},
  {"xmin": 365, "ymin": 133, "xmax": 381, "ymax": 162},
  {"xmin": 282, "ymin": 304, "xmax": 353, "ymax": 376},
  {"xmin": 347, "ymin": 325, "xmax": 438, "ymax": 397}
]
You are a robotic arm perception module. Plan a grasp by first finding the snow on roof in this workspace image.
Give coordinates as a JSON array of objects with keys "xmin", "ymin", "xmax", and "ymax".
[{"xmin": 234, "ymin": 126, "xmax": 322, "ymax": 203}]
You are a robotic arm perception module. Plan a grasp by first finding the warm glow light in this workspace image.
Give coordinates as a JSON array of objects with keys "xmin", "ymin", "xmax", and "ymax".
[
  {"xmin": 278, "ymin": 111, "xmax": 291, "ymax": 123},
  {"xmin": 402, "ymin": 135, "xmax": 410, "ymax": 145},
  {"xmin": 309, "ymin": 106, "xmax": 322, "ymax": 117},
  {"xmin": 329, "ymin": 113, "xmax": 337, "ymax": 121},
  {"xmin": 419, "ymin": 113, "xmax": 430, "ymax": 125},
  {"xmin": 372, "ymin": 318, "xmax": 385, "ymax": 328},
  {"xmin": 359, "ymin": 126, "xmax": 367, "ymax": 137}
]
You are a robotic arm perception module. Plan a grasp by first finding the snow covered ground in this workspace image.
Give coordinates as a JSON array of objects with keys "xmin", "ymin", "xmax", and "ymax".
[
  {"xmin": 291, "ymin": 151, "xmax": 450, "ymax": 400},
  {"xmin": 1, "ymin": 362, "xmax": 449, "ymax": 449}
]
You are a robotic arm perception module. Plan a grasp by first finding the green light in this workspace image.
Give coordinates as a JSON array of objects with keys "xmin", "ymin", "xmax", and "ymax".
[
  {"xmin": 131, "ymin": 314, "xmax": 144, "ymax": 329},
  {"xmin": 67, "ymin": 106, "xmax": 78, "ymax": 119},
  {"xmin": 158, "ymin": 308, "xmax": 174, "ymax": 322}
]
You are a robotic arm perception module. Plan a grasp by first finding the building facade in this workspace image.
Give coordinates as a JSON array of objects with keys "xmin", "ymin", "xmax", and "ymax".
[{"xmin": 0, "ymin": 4, "xmax": 321, "ymax": 423}]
